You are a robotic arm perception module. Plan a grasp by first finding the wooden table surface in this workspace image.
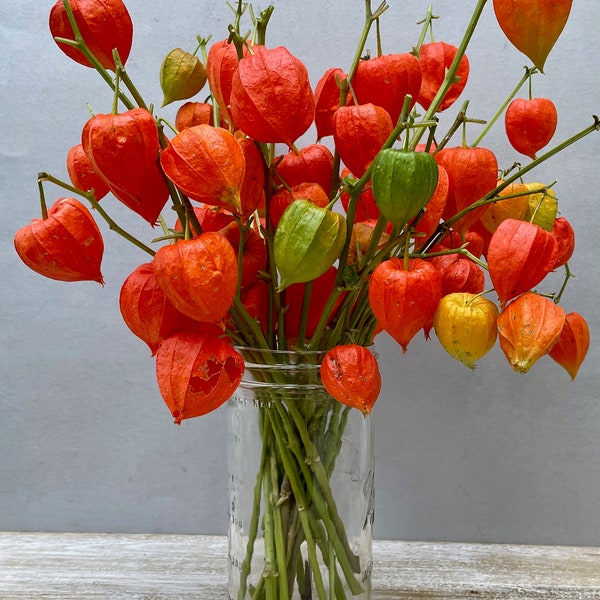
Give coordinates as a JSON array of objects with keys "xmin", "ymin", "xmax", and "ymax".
[{"xmin": 1, "ymin": 532, "xmax": 600, "ymax": 599}]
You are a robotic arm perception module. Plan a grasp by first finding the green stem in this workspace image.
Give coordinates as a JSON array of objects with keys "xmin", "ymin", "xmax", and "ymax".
[
  {"xmin": 471, "ymin": 66, "xmax": 537, "ymax": 148},
  {"xmin": 265, "ymin": 407, "xmax": 328, "ymax": 600},
  {"xmin": 269, "ymin": 451, "xmax": 290, "ymax": 599},
  {"xmin": 237, "ymin": 415, "xmax": 268, "ymax": 600},
  {"xmin": 414, "ymin": 6, "xmax": 438, "ymax": 56}
]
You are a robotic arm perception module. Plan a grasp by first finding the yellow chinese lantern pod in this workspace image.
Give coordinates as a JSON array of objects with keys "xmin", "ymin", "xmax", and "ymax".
[
  {"xmin": 524, "ymin": 183, "xmax": 558, "ymax": 231},
  {"xmin": 433, "ymin": 292, "xmax": 499, "ymax": 369},
  {"xmin": 497, "ymin": 292, "xmax": 565, "ymax": 374}
]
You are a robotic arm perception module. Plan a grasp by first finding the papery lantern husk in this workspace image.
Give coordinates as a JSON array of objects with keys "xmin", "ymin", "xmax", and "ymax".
[
  {"xmin": 321, "ymin": 344, "xmax": 382, "ymax": 414},
  {"xmin": 155, "ymin": 325, "xmax": 244, "ymax": 424},
  {"xmin": 368, "ymin": 257, "xmax": 443, "ymax": 352},
  {"xmin": 14, "ymin": 197, "xmax": 104, "ymax": 284},
  {"xmin": 411, "ymin": 164, "xmax": 449, "ymax": 247},
  {"xmin": 417, "ymin": 42, "xmax": 470, "ymax": 111},
  {"xmin": 274, "ymin": 144, "xmax": 335, "ymax": 195},
  {"xmin": 49, "ymin": 0, "xmax": 133, "ymax": 70},
  {"xmin": 205, "ymin": 39, "xmax": 254, "ymax": 124},
  {"xmin": 160, "ymin": 47, "xmax": 207, "ymax": 107},
  {"xmin": 524, "ymin": 184, "xmax": 558, "ymax": 231},
  {"xmin": 493, "ymin": 0, "xmax": 573, "ymax": 73},
  {"xmin": 347, "ymin": 220, "xmax": 389, "ymax": 266},
  {"xmin": 152, "ymin": 231, "xmax": 239, "ymax": 322},
  {"xmin": 497, "ymin": 291, "xmax": 566, "ymax": 373},
  {"xmin": 119, "ymin": 262, "xmax": 199, "ymax": 356},
  {"xmin": 480, "ymin": 180, "xmax": 530, "ymax": 233},
  {"xmin": 270, "ymin": 183, "xmax": 330, "ymax": 228},
  {"xmin": 430, "ymin": 254, "xmax": 485, "ymax": 296},
  {"xmin": 352, "ymin": 53, "xmax": 422, "ymax": 123},
  {"xmin": 435, "ymin": 146, "xmax": 499, "ymax": 235},
  {"xmin": 159, "ymin": 124, "xmax": 245, "ymax": 213},
  {"xmin": 332, "ymin": 103, "xmax": 394, "ymax": 178},
  {"xmin": 433, "ymin": 292, "xmax": 499, "ymax": 369},
  {"xmin": 175, "ymin": 102, "xmax": 217, "ymax": 130},
  {"xmin": 551, "ymin": 216, "xmax": 575, "ymax": 269},
  {"xmin": 274, "ymin": 200, "xmax": 346, "ymax": 290},
  {"xmin": 229, "ymin": 46, "xmax": 315, "ymax": 148},
  {"xmin": 173, "ymin": 205, "xmax": 235, "ymax": 235},
  {"xmin": 218, "ymin": 221, "xmax": 267, "ymax": 288},
  {"xmin": 83, "ymin": 109, "xmax": 170, "ymax": 225},
  {"xmin": 548, "ymin": 312, "xmax": 590, "ymax": 380},
  {"xmin": 314, "ymin": 67, "xmax": 350, "ymax": 139},
  {"xmin": 371, "ymin": 148, "xmax": 439, "ymax": 231},
  {"xmin": 66, "ymin": 143, "xmax": 110, "ymax": 200},
  {"xmin": 236, "ymin": 137, "xmax": 266, "ymax": 219},
  {"xmin": 487, "ymin": 218, "xmax": 558, "ymax": 307},
  {"xmin": 505, "ymin": 97, "xmax": 558, "ymax": 159}
]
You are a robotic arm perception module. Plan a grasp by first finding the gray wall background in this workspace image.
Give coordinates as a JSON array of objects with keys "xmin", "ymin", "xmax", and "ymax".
[{"xmin": 2, "ymin": 1, "xmax": 600, "ymax": 545}]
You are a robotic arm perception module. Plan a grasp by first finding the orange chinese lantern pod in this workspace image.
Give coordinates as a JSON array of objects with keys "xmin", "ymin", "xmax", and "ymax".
[
  {"xmin": 435, "ymin": 146, "xmax": 498, "ymax": 235},
  {"xmin": 497, "ymin": 291, "xmax": 565, "ymax": 373},
  {"xmin": 235, "ymin": 137, "xmax": 265, "ymax": 219},
  {"xmin": 270, "ymin": 182, "xmax": 330, "ymax": 228},
  {"xmin": 14, "ymin": 197, "xmax": 104, "ymax": 284},
  {"xmin": 368, "ymin": 257, "xmax": 443, "ymax": 352},
  {"xmin": 347, "ymin": 220, "xmax": 389, "ymax": 266},
  {"xmin": 333, "ymin": 103, "xmax": 394, "ymax": 178},
  {"xmin": 314, "ymin": 67, "xmax": 350, "ymax": 139},
  {"xmin": 83, "ymin": 109, "xmax": 170, "ymax": 225},
  {"xmin": 49, "ymin": 0, "xmax": 133, "ymax": 70},
  {"xmin": 417, "ymin": 42, "xmax": 470, "ymax": 112},
  {"xmin": 411, "ymin": 163, "xmax": 449, "ymax": 246},
  {"xmin": 155, "ymin": 325, "xmax": 244, "ymax": 424},
  {"xmin": 321, "ymin": 344, "xmax": 382, "ymax": 414},
  {"xmin": 152, "ymin": 231, "xmax": 238, "ymax": 323},
  {"xmin": 551, "ymin": 216, "xmax": 575, "ymax": 269},
  {"xmin": 229, "ymin": 46, "xmax": 315, "ymax": 148},
  {"xmin": 493, "ymin": 0, "xmax": 573, "ymax": 73},
  {"xmin": 205, "ymin": 39, "xmax": 255, "ymax": 123},
  {"xmin": 487, "ymin": 218, "xmax": 558, "ymax": 307},
  {"xmin": 340, "ymin": 168, "xmax": 380, "ymax": 223},
  {"xmin": 240, "ymin": 280, "xmax": 270, "ymax": 337},
  {"xmin": 274, "ymin": 144, "xmax": 335, "ymax": 195},
  {"xmin": 352, "ymin": 53, "xmax": 422, "ymax": 124},
  {"xmin": 119, "ymin": 262, "xmax": 199, "ymax": 356},
  {"xmin": 430, "ymin": 254, "xmax": 485, "ymax": 296},
  {"xmin": 479, "ymin": 180, "xmax": 530, "ymax": 233},
  {"xmin": 175, "ymin": 102, "xmax": 218, "ymax": 130},
  {"xmin": 66, "ymin": 143, "xmax": 109, "ymax": 200},
  {"xmin": 218, "ymin": 221, "xmax": 267, "ymax": 288},
  {"xmin": 173, "ymin": 205, "xmax": 236, "ymax": 234},
  {"xmin": 159, "ymin": 124, "xmax": 245, "ymax": 213},
  {"xmin": 433, "ymin": 292, "xmax": 499, "ymax": 369},
  {"xmin": 505, "ymin": 97, "xmax": 558, "ymax": 159},
  {"xmin": 548, "ymin": 312, "xmax": 590, "ymax": 380}
]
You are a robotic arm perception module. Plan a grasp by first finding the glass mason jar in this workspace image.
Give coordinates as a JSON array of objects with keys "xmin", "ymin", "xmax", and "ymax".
[{"xmin": 227, "ymin": 347, "xmax": 374, "ymax": 600}]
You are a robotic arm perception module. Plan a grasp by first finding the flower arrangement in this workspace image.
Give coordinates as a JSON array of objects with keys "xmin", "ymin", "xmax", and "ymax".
[{"xmin": 12, "ymin": 0, "xmax": 597, "ymax": 598}]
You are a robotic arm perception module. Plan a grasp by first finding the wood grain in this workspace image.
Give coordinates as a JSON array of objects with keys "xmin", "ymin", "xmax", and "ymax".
[{"xmin": 1, "ymin": 533, "xmax": 599, "ymax": 599}]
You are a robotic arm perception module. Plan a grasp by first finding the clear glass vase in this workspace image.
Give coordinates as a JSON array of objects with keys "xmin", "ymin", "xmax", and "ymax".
[{"xmin": 227, "ymin": 347, "xmax": 374, "ymax": 600}]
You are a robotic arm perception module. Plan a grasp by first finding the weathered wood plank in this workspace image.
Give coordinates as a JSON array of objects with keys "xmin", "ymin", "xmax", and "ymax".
[{"xmin": 1, "ymin": 533, "xmax": 599, "ymax": 599}]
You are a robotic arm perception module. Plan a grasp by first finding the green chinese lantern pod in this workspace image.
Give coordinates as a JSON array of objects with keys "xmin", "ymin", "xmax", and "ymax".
[
  {"xmin": 160, "ymin": 48, "xmax": 207, "ymax": 107},
  {"xmin": 371, "ymin": 148, "xmax": 439, "ymax": 231},
  {"xmin": 274, "ymin": 199, "xmax": 346, "ymax": 291}
]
